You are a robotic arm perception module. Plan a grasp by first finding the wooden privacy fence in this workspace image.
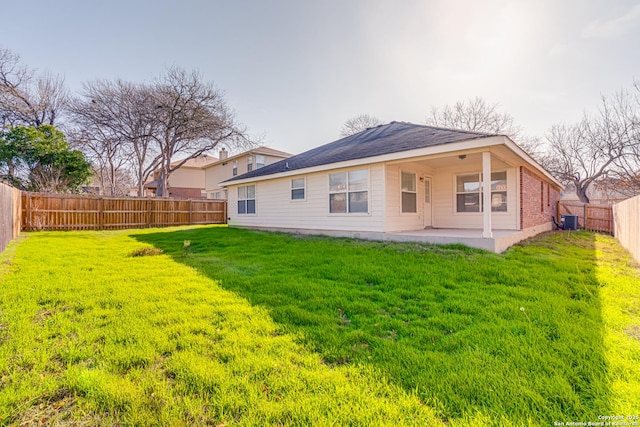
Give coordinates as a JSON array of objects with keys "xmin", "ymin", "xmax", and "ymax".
[
  {"xmin": 613, "ymin": 195, "xmax": 640, "ymax": 265},
  {"xmin": 557, "ymin": 201, "xmax": 613, "ymax": 234},
  {"xmin": 21, "ymin": 192, "xmax": 227, "ymax": 231},
  {"xmin": 0, "ymin": 181, "xmax": 22, "ymax": 253}
]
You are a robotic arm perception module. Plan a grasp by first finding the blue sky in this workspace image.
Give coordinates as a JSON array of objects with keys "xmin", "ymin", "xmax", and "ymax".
[{"xmin": 2, "ymin": 0, "xmax": 639, "ymax": 155}]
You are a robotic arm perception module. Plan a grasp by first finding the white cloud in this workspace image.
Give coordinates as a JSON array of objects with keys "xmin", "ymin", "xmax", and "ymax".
[{"xmin": 582, "ymin": 4, "xmax": 640, "ymax": 39}]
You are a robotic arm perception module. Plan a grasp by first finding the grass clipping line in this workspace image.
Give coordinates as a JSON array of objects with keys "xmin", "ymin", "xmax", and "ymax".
[{"xmin": 128, "ymin": 247, "xmax": 164, "ymax": 257}]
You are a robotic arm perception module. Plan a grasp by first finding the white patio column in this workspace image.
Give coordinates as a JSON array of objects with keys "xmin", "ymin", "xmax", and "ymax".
[{"xmin": 482, "ymin": 151, "xmax": 493, "ymax": 238}]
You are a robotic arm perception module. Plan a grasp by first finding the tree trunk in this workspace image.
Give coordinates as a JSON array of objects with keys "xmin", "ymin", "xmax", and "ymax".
[
  {"xmin": 575, "ymin": 182, "xmax": 591, "ymax": 204},
  {"xmin": 156, "ymin": 164, "xmax": 169, "ymax": 198}
]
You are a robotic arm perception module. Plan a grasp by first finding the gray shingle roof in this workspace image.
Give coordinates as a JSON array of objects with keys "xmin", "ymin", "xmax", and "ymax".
[{"xmin": 224, "ymin": 121, "xmax": 494, "ymax": 183}]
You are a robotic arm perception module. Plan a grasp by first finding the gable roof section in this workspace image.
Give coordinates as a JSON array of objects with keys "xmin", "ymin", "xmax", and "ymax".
[
  {"xmin": 224, "ymin": 121, "xmax": 492, "ymax": 183},
  {"xmin": 173, "ymin": 154, "xmax": 218, "ymax": 169},
  {"xmin": 204, "ymin": 146, "xmax": 292, "ymax": 169}
]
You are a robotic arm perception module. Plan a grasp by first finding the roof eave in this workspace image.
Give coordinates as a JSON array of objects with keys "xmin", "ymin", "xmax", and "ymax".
[
  {"xmin": 221, "ymin": 136, "xmax": 498, "ymax": 186},
  {"xmin": 222, "ymin": 135, "xmax": 563, "ymax": 189}
]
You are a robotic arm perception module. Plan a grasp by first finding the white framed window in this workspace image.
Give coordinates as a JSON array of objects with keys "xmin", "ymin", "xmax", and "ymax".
[
  {"xmin": 329, "ymin": 169, "xmax": 368, "ymax": 213},
  {"xmin": 401, "ymin": 171, "xmax": 417, "ymax": 213},
  {"xmin": 256, "ymin": 155, "xmax": 265, "ymax": 169},
  {"xmin": 291, "ymin": 177, "xmax": 305, "ymax": 200},
  {"xmin": 456, "ymin": 173, "xmax": 481, "ymax": 213},
  {"xmin": 247, "ymin": 156, "xmax": 253, "ymax": 172},
  {"xmin": 424, "ymin": 178, "xmax": 431, "ymax": 203},
  {"xmin": 232, "ymin": 160, "xmax": 238, "ymax": 176},
  {"xmin": 237, "ymin": 185, "xmax": 256, "ymax": 214},
  {"xmin": 491, "ymin": 171, "xmax": 507, "ymax": 212},
  {"xmin": 455, "ymin": 172, "xmax": 507, "ymax": 213}
]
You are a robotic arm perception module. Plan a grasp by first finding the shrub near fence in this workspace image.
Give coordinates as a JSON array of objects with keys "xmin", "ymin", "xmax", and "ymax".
[
  {"xmin": 613, "ymin": 195, "xmax": 640, "ymax": 265},
  {"xmin": 0, "ymin": 181, "xmax": 21, "ymax": 253},
  {"xmin": 21, "ymin": 192, "xmax": 227, "ymax": 231}
]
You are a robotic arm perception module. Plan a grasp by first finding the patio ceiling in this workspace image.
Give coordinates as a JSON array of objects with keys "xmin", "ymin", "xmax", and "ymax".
[{"xmin": 390, "ymin": 146, "xmax": 515, "ymax": 170}]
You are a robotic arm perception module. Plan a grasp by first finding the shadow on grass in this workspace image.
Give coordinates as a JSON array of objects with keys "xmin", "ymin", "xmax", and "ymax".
[{"xmin": 133, "ymin": 226, "xmax": 611, "ymax": 424}]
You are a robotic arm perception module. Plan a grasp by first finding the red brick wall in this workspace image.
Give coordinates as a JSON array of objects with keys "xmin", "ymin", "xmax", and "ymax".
[
  {"xmin": 520, "ymin": 167, "xmax": 560, "ymax": 229},
  {"xmin": 167, "ymin": 187, "xmax": 205, "ymax": 199}
]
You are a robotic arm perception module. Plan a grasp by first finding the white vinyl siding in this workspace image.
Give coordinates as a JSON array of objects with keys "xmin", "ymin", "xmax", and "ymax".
[
  {"xmin": 384, "ymin": 164, "xmax": 426, "ymax": 232},
  {"xmin": 227, "ymin": 165, "xmax": 384, "ymax": 232}
]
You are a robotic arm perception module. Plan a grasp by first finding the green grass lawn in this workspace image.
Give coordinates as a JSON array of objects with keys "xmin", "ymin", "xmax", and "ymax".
[{"xmin": 0, "ymin": 226, "xmax": 639, "ymax": 426}]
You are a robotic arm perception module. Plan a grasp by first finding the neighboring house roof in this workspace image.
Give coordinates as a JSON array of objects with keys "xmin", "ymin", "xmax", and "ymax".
[
  {"xmin": 203, "ymin": 146, "xmax": 292, "ymax": 169},
  {"xmin": 561, "ymin": 182, "xmax": 632, "ymax": 203},
  {"xmin": 172, "ymin": 154, "xmax": 218, "ymax": 169},
  {"xmin": 224, "ymin": 122, "xmax": 495, "ymax": 183},
  {"xmin": 143, "ymin": 179, "xmax": 159, "ymax": 189}
]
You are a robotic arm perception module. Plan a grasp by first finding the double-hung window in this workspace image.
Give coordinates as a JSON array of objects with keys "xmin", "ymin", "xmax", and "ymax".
[
  {"xmin": 247, "ymin": 156, "xmax": 253, "ymax": 172},
  {"xmin": 256, "ymin": 155, "xmax": 265, "ymax": 169},
  {"xmin": 490, "ymin": 171, "xmax": 507, "ymax": 212},
  {"xmin": 237, "ymin": 185, "xmax": 256, "ymax": 214},
  {"xmin": 329, "ymin": 169, "xmax": 368, "ymax": 213},
  {"xmin": 232, "ymin": 160, "xmax": 238, "ymax": 176},
  {"xmin": 456, "ymin": 172, "xmax": 507, "ymax": 213},
  {"xmin": 401, "ymin": 171, "xmax": 417, "ymax": 213},
  {"xmin": 291, "ymin": 178, "xmax": 305, "ymax": 200}
]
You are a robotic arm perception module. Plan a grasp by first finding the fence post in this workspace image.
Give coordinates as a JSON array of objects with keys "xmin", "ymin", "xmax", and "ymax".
[
  {"xmin": 98, "ymin": 197, "xmax": 104, "ymax": 229},
  {"xmin": 26, "ymin": 192, "xmax": 32, "ymax": 231},
  {"xmin": 583, "ymin": 204, "xmax": 587, "ymax": 230},
  {"xmin": 189, "ymin": 199, "xmax": 193, "ymax": 225},
  {"xmin": 610, "ymin": 205, "xmax": 614, "ymax": 236},
  {"xmin": 147, "ymin": 199, "xmax": 152, "ymax": 228}
]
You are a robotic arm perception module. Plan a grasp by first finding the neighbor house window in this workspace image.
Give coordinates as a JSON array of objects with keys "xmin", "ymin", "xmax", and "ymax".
[
  {"xmin": 232, "ymin": 160, "xmax": 238, "ymax": 176},
  {"xmin": 247, "ymin": 156, "xmax": 253, "ymax": 172},
  {"xmin": 256, "ymin": 155, "xmax": 265, "ymax": 169},
  {"xmin": 237, "ymin": 185, "xmax": 256, "ymax": 214},
  {"xmin": 329, "ymin": 169, "xmax": 368, "ymax": 213},
  {"xmin": 291, "ymin": 178, "xmax": 305, "ymax": 200},
  {"xmin": 401, "ymin": 171, "xmax": 417, "ymax": 213},
  {"xmin": 456, "ymin": 172, "xmax": 507, "ymax": 213}
]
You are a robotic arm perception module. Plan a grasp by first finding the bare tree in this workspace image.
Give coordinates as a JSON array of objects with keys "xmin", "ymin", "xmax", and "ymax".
[
  {"xmin": 69, "ymin": 67, "xmax": 249, "ymax": 198},
  {"xmin": 150, "ymin": 67, "xmax": 246, "ymax": 197},
  {"xmin": 340, "ymin": 114, "xmax": 382, "ymax": 137},
  {"xmin": 0, "ymin": 47, "xmax": 67, "ymax": 128},
  {"xmin": 69, "ymin": 79, "xmax": 159, "ymax": 196},
  {"xmin": 541, "ymin": 90, "xmax": 637, "ymax": 203},
  {"xmin": 426, "ymin": 97, "xmax": 521, "ymax": 139},
  {"xmin": 609, "ymin": 81, "xmax": 640, "ymax": 195}
]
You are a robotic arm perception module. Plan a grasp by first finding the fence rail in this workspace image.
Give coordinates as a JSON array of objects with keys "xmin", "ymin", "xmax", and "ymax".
[
  {"xmin": 0, "ymin": 181, "xmax": 22, "ymax": 253},
  {"xmin": 557, "ymin": 201, "xmax": 613, "ymax": 234},
  {"xmin": 21, "ymin": 192, "xmax": 227, "ymax": 231}
]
